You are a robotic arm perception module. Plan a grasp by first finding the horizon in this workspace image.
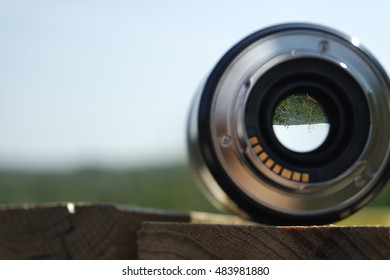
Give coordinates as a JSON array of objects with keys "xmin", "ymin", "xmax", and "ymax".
[{"xmin": 1, "ymin": 1, "xmax": 390, "ymax": 171}]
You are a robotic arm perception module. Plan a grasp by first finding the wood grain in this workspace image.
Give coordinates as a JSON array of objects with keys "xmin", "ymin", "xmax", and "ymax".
[
  {"xmin": 0, "ymin": 203, "xmax": 248, "ymax": 259},
  {"xmin": 2, "ymin": 203, "xmax": 388, "ymax": 260},
  {"xmin": 0, "ymin": 203, "xmax": 191, "ymax": 259},
  {"xmin": 138, "ymin": 223, "xmax": 390, "ymax": 260}
]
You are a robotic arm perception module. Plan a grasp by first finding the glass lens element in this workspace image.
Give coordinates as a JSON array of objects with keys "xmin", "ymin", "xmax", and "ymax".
[{"xmin": 272, "ymin": 94, "xmax": 330, "ymax": 153}]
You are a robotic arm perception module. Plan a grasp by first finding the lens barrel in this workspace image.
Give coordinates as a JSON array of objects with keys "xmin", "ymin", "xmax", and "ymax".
[{"xmin": 188, "ymin": 23, "xmax": 390, "ymax": 225}]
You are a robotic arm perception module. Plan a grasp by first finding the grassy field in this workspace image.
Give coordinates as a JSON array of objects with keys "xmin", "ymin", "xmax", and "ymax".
[
  {"xmin": 0, "ymin": 164, "xmax": 217, "ymax": 213},
  {"xmin": 0, "ymin": 163, "xmax": 389, "ymax": 224}
]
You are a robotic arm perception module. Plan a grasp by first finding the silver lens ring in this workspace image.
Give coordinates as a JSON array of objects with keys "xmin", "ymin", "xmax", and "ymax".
[{"xmin": 188, "ymin": 23, "xmax": 390, "ymax": 225}]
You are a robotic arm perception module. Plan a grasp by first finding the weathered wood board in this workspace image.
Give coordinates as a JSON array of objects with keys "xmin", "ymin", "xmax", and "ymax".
[
  {"xmin": 1, "ymin": 203, "xmax": 389, "ymax": 260},
  {"xmin": 138, "ymin": 222, "xmax": 390, "ymax": 260},
  {"xmin": 0, "ymin": 203, "xmax": 246, "ymax": 259}
]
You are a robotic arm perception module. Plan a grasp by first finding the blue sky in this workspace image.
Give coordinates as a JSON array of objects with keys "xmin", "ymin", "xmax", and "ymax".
[{"xmin": 1, "ymin": 0, "xmax": 389, "ymax": 170}]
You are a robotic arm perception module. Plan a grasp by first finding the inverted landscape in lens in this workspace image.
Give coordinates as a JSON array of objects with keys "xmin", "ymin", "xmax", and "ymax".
[{"xmin": 272, "ymin": 94, "xmax": 330, "ymax": 153}]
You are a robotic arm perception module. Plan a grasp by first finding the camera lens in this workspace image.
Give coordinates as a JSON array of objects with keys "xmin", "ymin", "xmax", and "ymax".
[{"xmin": 188, "ymin": 23, "xmax": 390, "ymax": 225}]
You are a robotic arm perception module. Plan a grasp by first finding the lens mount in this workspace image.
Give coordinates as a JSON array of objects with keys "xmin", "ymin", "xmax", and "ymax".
[
  {"xmin": 188, "ymin": 23, "xmax": 390, "ymax": 225},
  {"xmin": 245, "ymin": 57, "xmax": 370, "ymax": 183}
]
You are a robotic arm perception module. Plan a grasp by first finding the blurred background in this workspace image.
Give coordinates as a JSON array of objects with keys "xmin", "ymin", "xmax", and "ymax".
[{"xmin": 0, "ymin": 0, "xmax": 389, "ymax": 224}]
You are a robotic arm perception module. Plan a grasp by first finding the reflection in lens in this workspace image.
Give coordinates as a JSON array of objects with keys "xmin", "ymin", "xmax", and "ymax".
[{"xmin": 272, "ymin": 94, "xmax": 330, "ymax": 153}]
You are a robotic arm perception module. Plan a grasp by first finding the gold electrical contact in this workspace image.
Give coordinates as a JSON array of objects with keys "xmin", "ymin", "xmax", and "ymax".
[{"xmin": 249, "ymin": 136, "xmax": 310, "ymax": 183}]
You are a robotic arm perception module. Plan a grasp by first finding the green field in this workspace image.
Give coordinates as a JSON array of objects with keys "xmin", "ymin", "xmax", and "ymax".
[
  {"xmin": 0, "ymin": 164, "xmax": 217, "ymax": 213},
  {"xmin": 0, "ymin": 163, "xmax": 389, "ymax": 225}
]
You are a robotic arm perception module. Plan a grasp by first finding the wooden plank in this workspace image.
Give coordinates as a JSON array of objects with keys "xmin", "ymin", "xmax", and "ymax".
[
  {"xmin": 0, "ymin": 203, "xmax": 246, "ymax": 259},
  {"xmin": 138, "ymin": 223, "xmax": 390, "ymax": 260}
]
